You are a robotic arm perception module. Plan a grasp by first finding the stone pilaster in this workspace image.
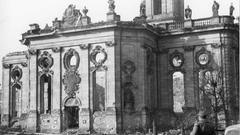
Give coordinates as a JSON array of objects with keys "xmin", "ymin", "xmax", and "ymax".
[
  {"xmin": 158, "ymin": 49, "xmax": 170, "ymax": 109},
  {"xmin": 78, "ymin": 45, "xmax": 90, "ymax": 133},
  {"xmin": 27, "ymin": 49, "xmax": 38, "ymax": 132},
  {"xmin": 51, "ymin": 48, "xmax": 61, "ymax": 133},
  {"xmin": 184, "ymin": 46, "xmax": 195, "ymax": 107},
  {"xmin": 1, "ymin": 63, "xmax": 10, "ymax": 126}
]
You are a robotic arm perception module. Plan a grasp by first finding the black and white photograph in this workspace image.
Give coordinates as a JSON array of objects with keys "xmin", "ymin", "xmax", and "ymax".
[{"xmin": 0, "ymin": 0, "xmax": 239, "ymax": 134}]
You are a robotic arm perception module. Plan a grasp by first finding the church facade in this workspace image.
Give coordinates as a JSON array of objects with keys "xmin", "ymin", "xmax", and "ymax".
[{"xmin": 1, "ymin": 0, "xmax": 239, "ymax": 134}]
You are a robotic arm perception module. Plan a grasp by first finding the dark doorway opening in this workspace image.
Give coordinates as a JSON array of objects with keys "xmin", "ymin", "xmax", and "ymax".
[{"xmin": 64, "ymin": 106, "xmax": 79, "ymax": 129}]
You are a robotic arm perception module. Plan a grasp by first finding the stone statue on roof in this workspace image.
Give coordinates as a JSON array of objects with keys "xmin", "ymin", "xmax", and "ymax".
[
  {"xmin": 229, "ymin": 3, "xmax": 234, "ymax": 16},
  {"xmin": 185, "ymin": 5, "xmax": 192, "ymax": 19},
  {"xmin": 62, "ymin": 4, "xmax": 82, "ymax": 28},
  {"xmin": 212, "ymin": 0, "xmax": 219, "ymax": 17},
  {"xmin": 108, "ymin": 0, "xmax": 115, "ymax": 13},
  {"xmin": 140, "ymin": 0, "xmax": 146, "ymax": 17}
]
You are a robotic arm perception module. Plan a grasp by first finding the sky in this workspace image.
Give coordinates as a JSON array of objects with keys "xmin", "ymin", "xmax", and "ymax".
[{"xmin": 0, "ymin": 0, "xmax": 239, "ymax": 82}]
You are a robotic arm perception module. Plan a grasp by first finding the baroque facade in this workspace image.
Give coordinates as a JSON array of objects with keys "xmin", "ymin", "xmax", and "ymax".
[{"xmin": 1, "ymin": 0, "xmax": 239, "ymax": 134}]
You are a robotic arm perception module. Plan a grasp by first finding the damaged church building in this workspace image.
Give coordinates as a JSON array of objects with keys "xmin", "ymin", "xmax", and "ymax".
[{"xmin": 0, "ymin": 0, "xmax": 239, "ymax": 134}]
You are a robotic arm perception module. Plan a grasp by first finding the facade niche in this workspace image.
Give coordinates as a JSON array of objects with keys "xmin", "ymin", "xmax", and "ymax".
[
  {"xmin": 93, "ymin": 70, "xmax": 106, "ymax": 112},
  {"xmin": 123, "ymin": 82, "xmax": 135, "ymax": 112},
  {"xmin": 10, "ymin": 66, "xmax": 23, "ymax": 119},
  {"xmin": 172, "ymin": 72, "xmax": 185, "ymax": 113},
  {"xmin": 40, "ymin": 74, "xmax": 52, "ymax": 114},
  {"xmin": 122, "ymin": 60, "xmax": 136, "ymax": 113},
  {"xmin": 170, "ymin": 51, "xmax": 185, "ymax": 113},
  {"xmin": 11, "ymin": 84, "xmax": 21, "ymax": 118},
  {"xmin": 90, "ymin": 45, "xmax": 108, "ymax": 112}
]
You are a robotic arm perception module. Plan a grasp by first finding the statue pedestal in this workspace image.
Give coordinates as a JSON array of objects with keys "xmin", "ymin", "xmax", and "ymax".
[
  {"xmin": 133, "ymin": 16, "xmax": 147, "ymax": 24},
  {"xmin": 107, "ymin": 12, "xmax": 120, "ymax": 22},
  {"xmin": 82, "ymin": 16, "xmax": 91, "ymax": 26},
  {"xmin": 184, "ymin": 20, "xmax": 193, "ymax": 29},
  {"xmin": 211, "ymin": 16, "xmax": 220, "ymax": 24}
]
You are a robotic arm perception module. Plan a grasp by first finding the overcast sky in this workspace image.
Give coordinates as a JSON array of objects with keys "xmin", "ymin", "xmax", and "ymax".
[{"xmin": 0, "ymin": 0, "xmax": 239, "ymax": 82}]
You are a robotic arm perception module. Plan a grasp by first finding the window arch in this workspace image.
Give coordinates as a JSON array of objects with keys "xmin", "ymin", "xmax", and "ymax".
[
  {"xmin": 172, "ymin": 71, "xmax": 185, "ymax": 113},
  {"xmin": 40, "ymin": 74, "xmax": 52, "ymax": 114},
  {"xmin": 11, "ymin": 84, "xmax": 21, "ymax": 118}
]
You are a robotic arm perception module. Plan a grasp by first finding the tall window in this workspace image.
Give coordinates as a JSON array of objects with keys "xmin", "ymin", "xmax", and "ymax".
[
  {"xmin": 173, "ymin": 72, "xmax": 185, "ymax": 113},
  {"xmin": 154, "ymin": 0, "xmax": 162, "ymax": 15},
  {"xmin": 12, "ymin": 84, "xmax": 21, "ymax": 117},
  {"xmin": 40, "ymin": 74, "xmax": 52, "ymax": 114},
  {"xmin": 93, "ymin": 70, "xmax": 106, "ymax": 112}
]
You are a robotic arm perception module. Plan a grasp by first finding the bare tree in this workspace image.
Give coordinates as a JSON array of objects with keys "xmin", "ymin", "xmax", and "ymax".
[{"xmin": 199, "ymin": 69, "xmax": 229, "ymax": 129}]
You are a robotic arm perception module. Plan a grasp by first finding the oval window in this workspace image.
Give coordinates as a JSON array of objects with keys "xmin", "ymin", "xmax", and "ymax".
[
  {"xmin": 70, "ymin": 55, "xmax": 77, "ymax": 66},
  {"xmin": 95, "ymin": 52, "xmax": 105, "ymax": 63}
]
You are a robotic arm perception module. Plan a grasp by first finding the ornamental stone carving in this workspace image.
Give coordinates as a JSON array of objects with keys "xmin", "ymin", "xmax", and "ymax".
[
  {"xmin": 3, "ymin": 63, "xmax": 11, "ymax": 69},
  {"xmin": 169, "ymin": 50, "xmax": 184, "ymax": 68},
  {"xmin": 11, "ymin": 66, "xmax": 23, "ymax": 81},
  {"xmin": 195, "ymin": 47, "xmax": 211, "ymax": 68},
  {"xmin": 90, "ymin": 46, "xmax": 107, "ymax": 68},
  {"xmin": 140, "ymin": 0, "xmax": 146, "ymax": 17},
  {"xmin": 62, "ymin": 4, "xmax": 82, "ymax": 28},
  {"xmin": 105, "ymin": 41, "xmax": 116, "ymax": 47},
  {"xmin": 229, "ymin": 3, "xmax": 234, "ymax": 16},
  {"xmin": 10, "ymin": 65, "xmax": 23, "ymax": 87},
  {"xmin": 63, "ymin": 70, "xmax": 81, "ymax": 97},
  {"xmin": 64, "ymin": 48, "xmax": 80, "ymax": 71},
  {"xmin": 185, "ymin": 5, "xmax": 192, "ymax": 19},
  {"xmin": 79, "ymin": 44, "xmax": 90, "ymax": 50},
  {"xmin": 21, "ymin": 62, "xmax": 28, "ymax": 67},
  {"xmin": 38, "ymin": 51, "xmax": 54, "ymax": 72},
  {"xmin": 212, "ymin": 0, "xmax": 219, "ymax": 17},
  {"xmin": 108, "ymin": 0, "xmax": 115, "ymax": 13},
  {"xmin": 122, "ymin": 60, "xmax": 136, "ymax": 76},
  {"xmin": 28, "ymin": 49, "xmax": 37, "ymax": 55},
  {"xmin": 52, "ymin": 47, "xmax": 61, "ymax": 53}
]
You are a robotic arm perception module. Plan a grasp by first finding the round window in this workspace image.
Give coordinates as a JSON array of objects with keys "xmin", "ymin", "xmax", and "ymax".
[{"xmin": 198, "ymin": 53, "xmax": 209, "ymax": 65}]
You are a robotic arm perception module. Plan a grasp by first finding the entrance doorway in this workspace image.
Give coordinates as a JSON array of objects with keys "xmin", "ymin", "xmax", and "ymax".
[{"xmin": 64, "ymin": 106, "xmax": 79, "ymax": 128}]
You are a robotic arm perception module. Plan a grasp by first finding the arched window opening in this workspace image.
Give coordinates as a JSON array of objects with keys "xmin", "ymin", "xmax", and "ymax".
[
  {"xmin": 12, "ymin": 84, "xmax": 21, "ymax": 118},
  {"xmin": 173, "ymin": 71, "xmax": 185, "ymax": 113},
  {"xmin": 154, "ymin": 0, "xmax": 162, "ymax": 15},
  {"xmin": 93, "ymin": 70, "xmax": 106, "ymax": 112},
  {"xmin": 40, "ymin": 74, "xmax": 52, "ymax": 114},
  {"xmin": 70, "ymin": 55, "xmax": 77, "ymax": 66}
]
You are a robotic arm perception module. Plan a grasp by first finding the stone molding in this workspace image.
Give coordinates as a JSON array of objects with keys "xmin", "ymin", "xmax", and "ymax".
[
  {"xmin": 211, "ymin": 43, "xmax": 222, "ymax": 48},
  {"xmin": 21, "ymin": 62, "xmax": 28, "ymax": 67},
  {"xmin": 168, "ymin": 68, "xmax": 186, "ymax": 75},
  {"xmin": 38, "ymin": 51, "xmax": 54, "ymax": 74},
  {"xmin": 105, "ymin": 41, "xmax": 116, "ymax": 47},
  {"xmin": 79, "ymin": 44, "xmax": 90, "ymax": 50},
  {"xmin": 28, "ymin": 49, "xmax": 37, "ymax": 55},
  {"xmin": 159, "ymin": 48, "xmax": 169, "ymax": 54},
  {"xmin": 52, "ymin": 47, "xmax": 61, "ymax": 53},
  {"xmin": 3, "ymin": 63, "xmax": 11, "ymax": 69},
  {"xmin": 183, "ymin": 46, "xmax": 195, "ymax": 51}
]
